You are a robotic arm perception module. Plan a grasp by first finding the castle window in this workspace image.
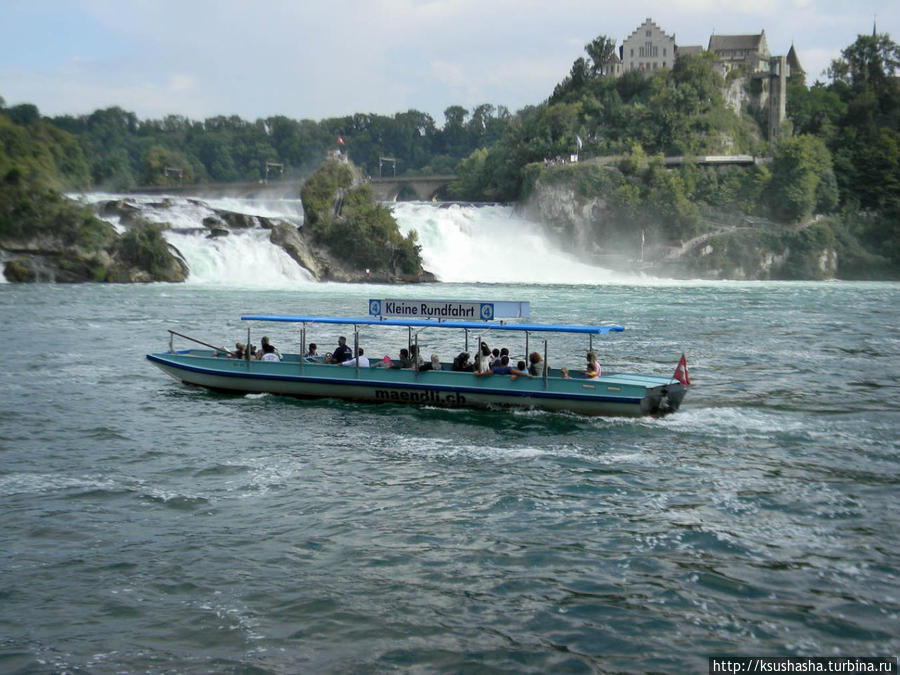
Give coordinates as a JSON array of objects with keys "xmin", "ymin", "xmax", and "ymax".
[
  {"xmin": 663, "ymin": 48, "xmax": 667, "ymax": 56},
  {"xmin": 646, "ymin": 30, "xmax": 652, "ymax": 37}
]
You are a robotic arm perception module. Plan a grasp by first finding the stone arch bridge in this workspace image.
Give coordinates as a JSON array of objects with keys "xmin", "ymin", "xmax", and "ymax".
[{"xmin": 367, "ymin": 175, "xmax": 457, "ymax": 201}]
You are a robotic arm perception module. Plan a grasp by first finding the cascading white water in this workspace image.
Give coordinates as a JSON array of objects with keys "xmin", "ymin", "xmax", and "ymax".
[
  {"xmin": 165, "ymin": 228, "xmax": 314, "ymax": 286},
  {"xmin": 78, "ymin": 193, "xmax": 640, "ymax": 287},
  {"xmin": 391, "ymin": 202, "xmax": 641, "ymax": 284},
  {"xmin": 79, "ymin": 193, "xmax": 312, "ymax": 287}
]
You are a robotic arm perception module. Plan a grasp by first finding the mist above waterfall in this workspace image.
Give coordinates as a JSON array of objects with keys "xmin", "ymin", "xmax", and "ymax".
[{"xmin": 392, "ymin": 202, "xmax": 641, "ymax": 284}]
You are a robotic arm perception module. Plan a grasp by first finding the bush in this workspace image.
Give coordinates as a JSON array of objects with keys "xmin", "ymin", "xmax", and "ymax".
[
  {"xmin": 299, "ymin": 160, "xmax": 353, "ymax": 229},
  {"xmin": 117, "ymin": 222, "xmax": 175, "ymax": 276}
]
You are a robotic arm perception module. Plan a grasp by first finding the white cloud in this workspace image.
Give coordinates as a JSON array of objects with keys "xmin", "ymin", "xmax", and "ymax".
[{"xmin": 1, "ymin": 1, "xmax": 898, "ymax": 121}]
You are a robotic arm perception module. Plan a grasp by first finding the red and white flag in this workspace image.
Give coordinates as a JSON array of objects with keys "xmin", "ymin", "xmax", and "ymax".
[
  {"xmin": 337, "ymin": 135, "xmax": 345, "ymax": 146},
  {"xmin": 673, "ymin": 353, "xmax": 690, "ymax": 386}
]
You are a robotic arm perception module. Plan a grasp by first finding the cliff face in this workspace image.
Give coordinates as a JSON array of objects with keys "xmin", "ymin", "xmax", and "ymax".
[
  {"xmin": 521, "ymin": 179, "xmax": 607, "ymax": 257},
  {"xmin": 1, "ymin": 194, "xmax": 188, "ymax": 283},
  {"xmin": 520, "ymin": 163, "xmax": 839, "ymax": 280}
]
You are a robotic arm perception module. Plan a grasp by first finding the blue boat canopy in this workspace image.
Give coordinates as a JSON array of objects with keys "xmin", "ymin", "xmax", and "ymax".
[{"xmin": 241, "ymin": 314, "xmax": 624, "ymax": 335}]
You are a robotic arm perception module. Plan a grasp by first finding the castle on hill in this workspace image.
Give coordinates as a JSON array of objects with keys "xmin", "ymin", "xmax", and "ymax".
[{"xmin": 603, "ymin": 18, "xmax": 804, "ymax": 139}]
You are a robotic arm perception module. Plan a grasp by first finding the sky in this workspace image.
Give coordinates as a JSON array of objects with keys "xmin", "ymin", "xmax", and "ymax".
[{"xmin": 0, "ymin": 0, "xmax": 896, "ymax": 126}]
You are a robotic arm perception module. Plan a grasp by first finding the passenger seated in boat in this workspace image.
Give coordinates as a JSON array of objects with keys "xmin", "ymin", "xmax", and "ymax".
[
  {"xmin": 370, "ymin": 354, "xmax": 393, "ymax": 368},
  {"xmin": 305, "ymin": 343, "xmax": 318, "ymax": 358},
  {"xmin": 517, "ymin": 360, "xmax": 527, "ymax": 371},
  {"xmin": 257, "ymin": 336, "xmax": 282, "ymax": 360},
  {"xmin": 390, "ymin": 348, "xmax": 414, "ymax": 369},
  {"xmin": 260, "ymin": 343, "xmax": 280, "ymax": 362},
  {"xmin": 528, "ymin": 351, "xmax": 545, "ymax": 377},
  {"xmin": 560, "ymin": 367, "xmax": 572, "ymax": 379},
  {"xmin": 325, "ymin": 336, "xmax": 353, "ymax": 364},
  {"xmin": 475, "ymin": 342, "xmax": 492, "ymax": 373},
  {"xmin": 489, "ymin": 348, "xmax": 502, "ymax": 368},
  {"xmin": 585, "ymin": 351, "xmax": 601, "ymax": 378},
  {"xmin": 340, "ymin": 348, "xmax": 370, "ymax": 368},
  {"xmin": 409, "ymin": 344, "xmax": 425, "ymax": 369},
  {"xmin": 475, "ymin": 355, "xmax": 533, "ymax": 381},
  {"xmin": 230, "ymin": 342, "xmax": 246, "ymax": 359},
  {"xmin": 452, "ymin": 352, "xmax": 474, "ymax": 372},
  {"xmin": 419, "ymin": 354, "xmax": 442, "ymax": 371}
]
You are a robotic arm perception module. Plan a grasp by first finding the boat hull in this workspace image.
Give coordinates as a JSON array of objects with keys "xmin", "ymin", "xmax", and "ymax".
[{"xmin": 147, "ymin": 351, "xmax": 686, "ymax": 417}]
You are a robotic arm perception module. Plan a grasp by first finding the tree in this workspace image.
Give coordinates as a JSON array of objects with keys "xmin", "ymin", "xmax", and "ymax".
[
  {"xmin": 585, "ymin": 35, "xmax": 618, "ymax": 76},
  {"xmin": 142, "ymin": 146, "xmax": 194, "ymax": 186},
  {"xmin": 829, "ymin": 32, "xmax": 900, "ymax": 89},
  {"xmin": 6, "ymin": 104, "xmax": 40, "ymax": 126},
  {"xmin": 827, "ymin": 32, "xmax": 900, "ymax": 209},
  {"xmin": 767, "ymin": 135, "xmax": 835, "ymax": 223}
]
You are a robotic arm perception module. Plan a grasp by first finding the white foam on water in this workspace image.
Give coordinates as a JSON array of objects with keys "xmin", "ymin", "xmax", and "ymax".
[{"xmin": 386, "ymin": 435, "xmax": 586, "ymax": 462}]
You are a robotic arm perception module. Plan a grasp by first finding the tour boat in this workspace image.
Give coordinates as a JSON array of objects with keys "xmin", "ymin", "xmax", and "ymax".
[{"xmin": 146, "ymin": 301, "xmax": 688, "ymax": 417}]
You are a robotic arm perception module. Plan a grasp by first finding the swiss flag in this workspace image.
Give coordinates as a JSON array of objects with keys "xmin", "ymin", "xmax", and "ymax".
[
  {"xmin": 337, "ymin": 135, "xmax": 345, "ymax": 146},
  {"xmin": 673, "ymin": 353, "xmax": 691, "ymax": 386}
]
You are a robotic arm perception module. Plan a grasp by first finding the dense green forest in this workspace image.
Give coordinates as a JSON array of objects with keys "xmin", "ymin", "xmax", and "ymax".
[
  {"xmin": 5, "ymin": 101, "xmax": 510, "ymax": 191},
  {"xmin": 0, "ymin": 29, "xmax": 898, "ymax": 277}
]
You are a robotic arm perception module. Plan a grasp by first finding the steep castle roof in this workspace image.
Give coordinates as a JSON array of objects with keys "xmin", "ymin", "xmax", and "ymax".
[
  {"xmin": 708, "ymin": 31, "xmax": 768, "ymax": 55},
  {"xmin": 624, "ymin": 17, "xmax": 675, "ymax": 43},
  {"xmin": 786, "ymin": 44, "xmax": 805, "ymax": 74}
]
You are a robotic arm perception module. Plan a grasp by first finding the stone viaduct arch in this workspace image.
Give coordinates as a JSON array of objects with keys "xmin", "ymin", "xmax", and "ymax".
[{"xmin": 368, "ymin": 175, "xmax": 457, "ymax": 202}]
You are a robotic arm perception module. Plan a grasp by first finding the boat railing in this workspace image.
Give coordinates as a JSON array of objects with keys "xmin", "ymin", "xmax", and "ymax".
[{"xmin": 167, "ymin": 329, "xmax": 236, "ymax": 358}]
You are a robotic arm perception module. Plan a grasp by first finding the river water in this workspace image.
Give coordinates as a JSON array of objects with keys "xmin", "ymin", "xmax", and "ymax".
[
  {"xmin": 1, "ymin": 277, "xmax": 897, "ymax": 673},
  {"xmin": 1, "ymin": 198, "xmax": 898, "ymax": 672}
]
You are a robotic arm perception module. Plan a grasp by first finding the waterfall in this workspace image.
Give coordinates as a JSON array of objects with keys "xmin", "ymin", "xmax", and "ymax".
[
  {"xmin": 79, "ymin": 193, "xmax": 638, "ymax": 287},
  {"xmin": 391, "ymin": 202, "xmax": 640, "ymax": 284}
]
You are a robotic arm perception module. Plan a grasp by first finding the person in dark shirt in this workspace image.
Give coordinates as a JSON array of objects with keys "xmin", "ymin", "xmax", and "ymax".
[
  {"xmin": 325, "ymin": 336, "xmax": 353, "ymax": 364},
  {"xmin": 452, "ymin": 352, "xmax": 474, "ymax": 372},
  {"xmin": 389, "ymin": 348, "xmax": 414, "ymax": 369}
]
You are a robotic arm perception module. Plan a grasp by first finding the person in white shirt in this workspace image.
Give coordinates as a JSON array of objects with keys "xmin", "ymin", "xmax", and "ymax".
[
  {"xmin": 340, "ymin": 348, "xmax": 370, "ymax": 368},
  {"xmin": 260, "ymin": 343, "xmax": 280, "ymax": 362},
  {"xmin": 257, "ymin": 336, "xmax": 282, "ymax": 360}
]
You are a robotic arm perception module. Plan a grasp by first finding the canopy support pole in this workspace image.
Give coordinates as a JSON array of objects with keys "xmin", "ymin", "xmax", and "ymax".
[
  {"xmin": 543, "ymin": 339, "xmax": 549, "ymax": 390},
  {"xmin": 300, "ymin": 324, "xmax": 305, "ymax": 374},
  {"xmin": 354, "ymin": 326, "xmax": 360, "ymax": 378},
  {"xmin": 525, "ymin": 331, "xmax": 530, "ymax": 370}
]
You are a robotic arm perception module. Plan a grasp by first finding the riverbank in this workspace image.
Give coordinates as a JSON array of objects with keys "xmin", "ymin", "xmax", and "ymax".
[{"xmin": 520, "ymin": 161, "xmax": 897, "ymax": 280}]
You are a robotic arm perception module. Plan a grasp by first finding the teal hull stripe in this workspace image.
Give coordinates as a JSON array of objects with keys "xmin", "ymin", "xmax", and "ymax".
[{"xmin": 146, "ymin": 354, "xmax": 644, "ymax": 405}]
